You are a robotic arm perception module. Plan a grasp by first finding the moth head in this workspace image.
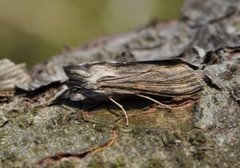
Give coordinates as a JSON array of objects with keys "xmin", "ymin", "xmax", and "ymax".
[
  {"xmin": 63, "ymin": 62, "xmax": 117, "ymax": 91},
  {"xmin": 63, "ymin": 63, "xmax": 103, "ymax": 92},
  {"xmin": 63, "ymin": 64, "xmax": 91, "ymax": 79},
  {"xmin": 63, "ymin": 64, "xmax": 91, "ymax": 90}
]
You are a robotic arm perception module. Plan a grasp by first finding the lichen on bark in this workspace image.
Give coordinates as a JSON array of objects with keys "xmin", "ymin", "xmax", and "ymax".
[{"xmin": 0, "ymin": 0, "xmax": 240, "ymax": 167}]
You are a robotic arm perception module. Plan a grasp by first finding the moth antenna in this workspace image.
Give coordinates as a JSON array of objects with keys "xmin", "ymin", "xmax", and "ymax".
[
  {"xmin": 136, "ymin": 94, "xmax": 172, "ymax": 110},
  {"xmin": 47, "ymin": 87, "xmax": 69, "ymax": 104},
  {"xmin": 35, "ymin": 87, "xmax": 68, "ymax": 108},
  {"xmin": 109, "ymin": 97, "xmax": 129, "ymax": 126}
]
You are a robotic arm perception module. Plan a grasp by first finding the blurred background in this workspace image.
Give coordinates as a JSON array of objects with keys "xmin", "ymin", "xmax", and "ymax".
[{"xmin": 0, "ymin": 0, "xmax": 184, "ymax": 66}]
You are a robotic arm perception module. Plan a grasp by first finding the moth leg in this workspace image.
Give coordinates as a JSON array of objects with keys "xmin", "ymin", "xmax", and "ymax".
[
  {"xmin": 136, "ymin": 94, "xmax": 172, "ymax": 110},
  {"xmin": 109, "ymin": 97, "xmax": 129, "ymax": 126}
]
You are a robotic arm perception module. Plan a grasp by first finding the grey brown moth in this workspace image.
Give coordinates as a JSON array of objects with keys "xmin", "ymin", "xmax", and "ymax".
[{"xmin": 63, "ymin": 58, "xmax": 204, "ymax": 125}]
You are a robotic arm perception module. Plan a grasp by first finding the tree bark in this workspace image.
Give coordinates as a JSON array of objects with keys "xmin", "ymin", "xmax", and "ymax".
[{"xmin": 0, "ymin": 0, "xmax": 240, "ymax": 167}]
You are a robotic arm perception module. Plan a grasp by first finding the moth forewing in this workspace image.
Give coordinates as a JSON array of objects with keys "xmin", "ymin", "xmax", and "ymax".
[
  {"xmin": 96, "ymin": 62, "xmax": 203, "ymax": 100},
  {"xmin": 64, "ymin": 59, "xmax": 204, "ymax": 125}
]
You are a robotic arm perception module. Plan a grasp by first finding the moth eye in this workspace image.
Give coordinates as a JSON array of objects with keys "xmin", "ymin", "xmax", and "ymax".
[
  {"xmin": 70, "ymin": 93, "xmax": 86, "ymax": 101},
  {"xmin": 71, "ymin": 88, "xmax": 77, "ymax": 92}
]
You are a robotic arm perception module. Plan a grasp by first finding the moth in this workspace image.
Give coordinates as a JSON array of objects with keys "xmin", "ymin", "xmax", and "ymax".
[{"xmin": 63, "ymin": 58, "xmax": 204, "ymax": 125}]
